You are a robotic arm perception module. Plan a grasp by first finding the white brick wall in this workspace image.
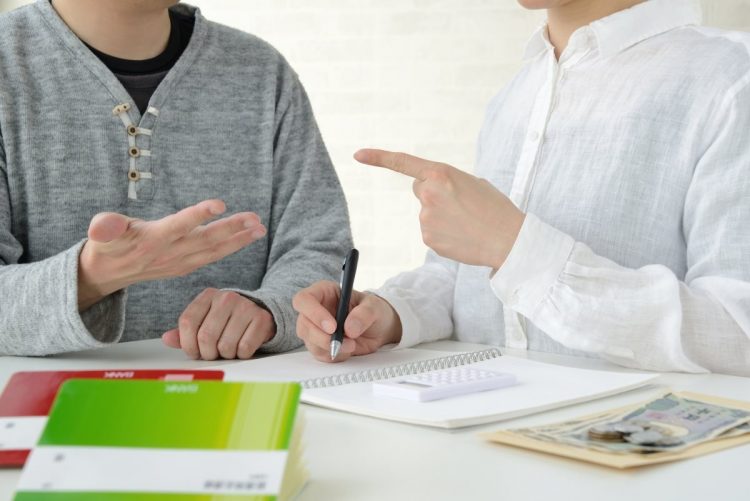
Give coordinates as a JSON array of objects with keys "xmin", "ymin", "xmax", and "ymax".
[{"xmin": 1, "ymin": 0, "xmax": 749, "ymax": 289}]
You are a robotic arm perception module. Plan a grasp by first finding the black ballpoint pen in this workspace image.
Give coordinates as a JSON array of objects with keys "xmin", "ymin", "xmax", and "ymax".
[{"xmin": 330, "ymin": 248, "xmax": 359, "ymax": 360}]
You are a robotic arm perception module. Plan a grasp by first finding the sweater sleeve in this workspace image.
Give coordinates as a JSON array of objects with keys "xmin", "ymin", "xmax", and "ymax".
[
  {"xmin": 0, "ymin": 135, "xmax": 126, "ymax": 356},
  {"xmin": 227, "ymin": 70, "xmax": 352, "ymax": 354}
]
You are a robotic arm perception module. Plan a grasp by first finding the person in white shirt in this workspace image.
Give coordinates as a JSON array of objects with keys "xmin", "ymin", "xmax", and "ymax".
[{"xmin": 293, "ymin": 0, "xmax": 750, "ymax": 376}]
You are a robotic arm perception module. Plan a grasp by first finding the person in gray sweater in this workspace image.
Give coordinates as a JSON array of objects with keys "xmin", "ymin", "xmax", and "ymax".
[{"xmin": 0, "ymin": 0, "xmax": 352, "ymax": 359}]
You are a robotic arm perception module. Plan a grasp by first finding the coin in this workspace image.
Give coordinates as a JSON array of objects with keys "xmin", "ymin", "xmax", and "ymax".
[
  {"xmin": 625, "ymin": 430, "xmax": 664, "ymax": 445},
  {"xmin": 587, "ymin": 425, "xmax": 624, "ymax": 442},
  {"xmin": 655, "ymin": 436, "xmax": 684, "ymax": 447}
]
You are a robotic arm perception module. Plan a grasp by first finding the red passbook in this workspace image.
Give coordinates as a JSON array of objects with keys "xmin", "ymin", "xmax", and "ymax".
[{"xmin": 0, "ymin": 369, "xmax": 224, "ymax": 467}]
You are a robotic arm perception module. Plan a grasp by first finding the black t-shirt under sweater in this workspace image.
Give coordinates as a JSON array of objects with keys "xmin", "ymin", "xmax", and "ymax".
[{"xmin": 85, "ymin": 9, "xmax": 195, "ymax": 114}]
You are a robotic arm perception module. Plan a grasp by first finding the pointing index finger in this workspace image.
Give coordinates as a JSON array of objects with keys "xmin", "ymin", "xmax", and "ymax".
[{"xmin": 354, "ymin": 149, "xmax": 434, "ymax": 181}]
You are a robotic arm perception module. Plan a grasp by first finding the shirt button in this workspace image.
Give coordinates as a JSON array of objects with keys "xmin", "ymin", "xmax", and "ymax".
[
  {"xmin": 128, "ymin": 170, "xmax": 140, "ymax": 181},
  {"xmin": 127, "ymin": 125, "xmax": 138, "ymax": 136},
  {"xmin": 507, "ymin": 288, "xmax": 521, "ymax": 307},
  {"xmin": 529, "ymin": 131, "xmax": 540, "ymax": 142},
  {"xmin": 128, "ymin": 147, "xmax": 140, "ymax": 158},
  {"xmin": 112, "ymin": 103, "xmax": 131, "ymax": 115}
]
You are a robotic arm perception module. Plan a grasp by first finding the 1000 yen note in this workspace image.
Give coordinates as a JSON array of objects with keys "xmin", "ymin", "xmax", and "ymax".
[{"xmin": 511, "ymin": 393, "xmax": 750, "ymax": 455}]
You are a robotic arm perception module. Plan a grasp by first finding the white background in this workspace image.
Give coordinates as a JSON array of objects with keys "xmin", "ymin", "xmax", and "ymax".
[{"xmin": 1, "ymin": 0, "xmax": 749, "ymax": 289}]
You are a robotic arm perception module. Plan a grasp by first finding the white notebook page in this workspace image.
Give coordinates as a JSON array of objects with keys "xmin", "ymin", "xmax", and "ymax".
[{"xmin": 213, "ymin": 349, "xmax": 658, "ymax": 429}]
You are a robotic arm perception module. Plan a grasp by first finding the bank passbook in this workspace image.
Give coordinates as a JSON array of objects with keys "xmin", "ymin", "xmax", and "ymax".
[
  {"xmin": 0, "ymin": 369, "xmax": 223, "ymax": 467},
  {"xmin": 14, "ymin": 380, "xmax": 307, "ymax": 501}
]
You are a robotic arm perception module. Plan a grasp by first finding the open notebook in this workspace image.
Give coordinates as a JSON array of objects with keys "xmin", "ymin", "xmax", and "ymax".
[{"xmin": 215, "ymin": 348, "xmax": 659, "ymax": 429}]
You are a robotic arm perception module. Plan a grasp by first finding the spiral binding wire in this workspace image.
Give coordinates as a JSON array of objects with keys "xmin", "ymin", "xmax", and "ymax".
[{"xmin": 301, "ymin": 348, "xmax": 502, "ymax": 389}]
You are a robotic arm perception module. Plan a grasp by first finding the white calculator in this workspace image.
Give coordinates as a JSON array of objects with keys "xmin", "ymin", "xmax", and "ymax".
[{"xmin": 372, "ymin": 368, "xmax": 518, "ymax": 402}]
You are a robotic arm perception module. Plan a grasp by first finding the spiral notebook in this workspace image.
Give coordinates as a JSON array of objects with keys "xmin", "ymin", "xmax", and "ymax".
[{"xmin": 217, "ymin": 348, "xmax": 659, "ymax": 429}]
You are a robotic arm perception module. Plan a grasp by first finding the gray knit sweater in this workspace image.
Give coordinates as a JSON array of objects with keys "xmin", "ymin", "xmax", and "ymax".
[{"xmin": 0, "ymin": 1, "xmax": 352, "ymax": 356}]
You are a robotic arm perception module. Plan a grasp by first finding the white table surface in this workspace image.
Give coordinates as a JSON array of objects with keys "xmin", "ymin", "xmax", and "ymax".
[{"xmin": 1, "ymin": 339, "xmax": 749, "ymax": 501}]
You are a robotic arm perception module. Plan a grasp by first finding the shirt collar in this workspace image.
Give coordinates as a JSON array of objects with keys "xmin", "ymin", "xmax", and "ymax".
[{"xmin": 523, "ymin": 0, "xmax": 702, "ymax": 61}]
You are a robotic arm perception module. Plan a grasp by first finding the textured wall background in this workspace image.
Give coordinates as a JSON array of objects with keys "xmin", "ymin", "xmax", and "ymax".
[{"xmin": 1, "ymin": 0, "xmax": 749, "ymax": 289}]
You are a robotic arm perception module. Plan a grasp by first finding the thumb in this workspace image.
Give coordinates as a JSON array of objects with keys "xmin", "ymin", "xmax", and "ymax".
[
  {"xmin": 162, "ymin": 329, "xmax": 181, "ymax": 349},
  {"xmin": 88, "ymin": 212, "xmax": 131, "ymax": 243}
]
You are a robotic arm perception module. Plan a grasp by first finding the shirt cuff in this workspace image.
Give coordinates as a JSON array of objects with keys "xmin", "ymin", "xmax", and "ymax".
[
  {"xmin": 368, "ymin": 288, "xmax": 423, "ymax": 349},
  {"xmin": 490, "ymin": 213, "xmax": 576, "ymax": 318}
]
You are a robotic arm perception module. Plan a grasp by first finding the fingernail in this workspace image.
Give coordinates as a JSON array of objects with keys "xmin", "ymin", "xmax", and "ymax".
[
  {"xmin": 209, "ymin": 205, "xmax": 223, "ymax": 215},
  {"xmin": 252, "ymin": 229, "xmax": 266, "ymax": 239},
  {"xmin": 244, "ymin": 219, "xmax": 257, "ymax": 229},
  {"xmin": 322, "ymin": 320, "xmax": 336, "ymax": 333},
  {"xmin": 348, "ymin": 320, "xmax": 363, "ymax": 336}
]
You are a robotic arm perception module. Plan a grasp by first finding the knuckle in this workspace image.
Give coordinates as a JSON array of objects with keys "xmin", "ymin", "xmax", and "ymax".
[
  {"xmin": 218, "ymin": 291, "xmax": 239, "ymax": 307},
  {"xmin": 238, "ymin": 337, "xmax": 257, "ymax": 355},
  {"xmin": 425, "ymin": 168, "xmax": 449, "ymax": 184},
  {"xmin": 217, "ymin": 340, "xmax": 235, "ymax": 357},
  {"xmin": 196, "ymin": 329, "xmax": 217, "ymax": 344},
  {"xmin": 178, "ymin": 316, "xmax": 193, "ymax": 331},
  {"xmin": 239, "ymin": 300, "xmax": 257, "ymax": 315}
]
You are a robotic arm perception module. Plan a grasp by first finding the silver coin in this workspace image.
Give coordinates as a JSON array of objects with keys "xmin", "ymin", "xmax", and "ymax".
[
  {"xmin": 612, "ymin": 422, "xmax": 645, "ymax": 434},
  {"xmin": 655, "ymin": 436, "xmax": 684, "ymax": 447},
  {"xmin": 625, "ymin": 430, "xmax": 664, "ymax": 445}
]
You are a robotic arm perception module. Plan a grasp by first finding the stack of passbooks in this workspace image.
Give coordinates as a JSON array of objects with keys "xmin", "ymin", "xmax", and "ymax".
[
  {"xmin": 1, "ymin": 370, "xmax": 307, "ymax": 500},
  {"xmin": 0, "ymin": 369, "xmax": 223, "ymax": 467},
  {"xmin": 212, "ymin": 347, "xmax": 659, "ymax": 428}
]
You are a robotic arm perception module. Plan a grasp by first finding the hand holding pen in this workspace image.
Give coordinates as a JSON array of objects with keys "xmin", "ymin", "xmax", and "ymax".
[{"xmin": 293, "ymin": 250, "xmax": 404, "ymax": 363}]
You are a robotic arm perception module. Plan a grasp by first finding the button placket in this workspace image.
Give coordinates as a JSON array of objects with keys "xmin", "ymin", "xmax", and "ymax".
[
  {"xmin": 113, "ymin": 103, "xmax": 157, "ymax": 200},
  {"xmin": 503, "ymin": 49, "xmax": 568, "ymax": 351}
]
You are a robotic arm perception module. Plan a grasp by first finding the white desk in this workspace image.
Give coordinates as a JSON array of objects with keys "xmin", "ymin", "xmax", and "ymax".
[{"xmin": 1, "ymin": 340, "xmax": 749, "ymax": 501}]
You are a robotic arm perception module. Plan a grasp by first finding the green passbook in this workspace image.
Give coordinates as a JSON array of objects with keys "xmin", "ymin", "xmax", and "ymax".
[{"xmin": 14, "ymin": 380, "xmax": 307, "ymax": 501}]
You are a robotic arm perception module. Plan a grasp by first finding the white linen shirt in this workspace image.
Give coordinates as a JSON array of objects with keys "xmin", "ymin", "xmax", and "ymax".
[{"xmin": 375, "ymin": 0, "xmax": 750, "ymax": 376}]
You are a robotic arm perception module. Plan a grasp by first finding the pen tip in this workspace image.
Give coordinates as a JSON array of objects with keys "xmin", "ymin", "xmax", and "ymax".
[{"xmin": 330, "ymin": 340, "xmax": 342, "ymax": 360}]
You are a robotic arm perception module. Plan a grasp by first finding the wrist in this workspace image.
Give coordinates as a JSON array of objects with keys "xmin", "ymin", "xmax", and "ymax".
[{"xmin": 77, "ymin": 242, "xmax": 127, "ymax": 309}]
